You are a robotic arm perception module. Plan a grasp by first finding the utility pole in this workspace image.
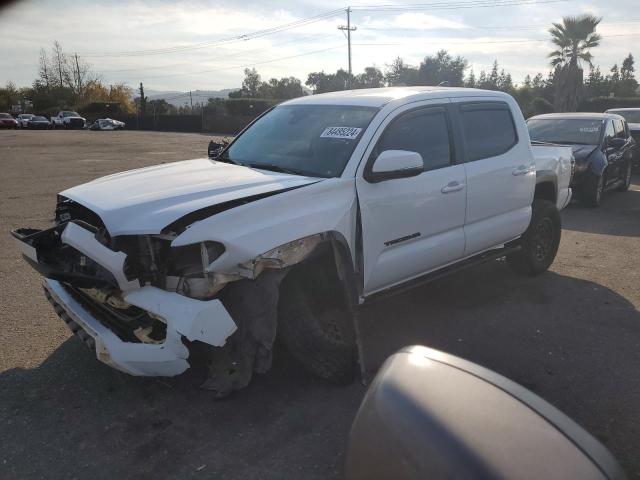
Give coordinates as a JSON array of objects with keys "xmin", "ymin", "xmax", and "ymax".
[
  {"xmin": 189, "ymin": 90, "xmax": 193, "ymax": 111},
  {"xmin": 338, "ymin": 7, "xmax": 356, "ymax": 75}
]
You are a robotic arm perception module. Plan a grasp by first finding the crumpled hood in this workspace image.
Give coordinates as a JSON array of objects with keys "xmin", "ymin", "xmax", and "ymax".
[
  {"xmin": 570, "ymin": 144, "xmax": 599, "ymax": 163},
  {"xmin": 62, "ymin": 158, "xmax": 319, "ymax": 236}
]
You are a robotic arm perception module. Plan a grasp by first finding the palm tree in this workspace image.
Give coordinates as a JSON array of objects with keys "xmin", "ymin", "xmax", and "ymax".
[{"xmin": 548, "ymin": 15, "xmax": 602, "ymax": 112}]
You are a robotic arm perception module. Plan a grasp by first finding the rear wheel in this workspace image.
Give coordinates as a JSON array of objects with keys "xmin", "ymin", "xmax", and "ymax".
[
  {"xmin": 507, "ymin": 199, "xmax": 561, "ymax": 276},
  {"xmin": 580, "ymin": 173, "xmax": 604, "ymax": 207},
  {"xmin": 278, "ymin": 267, "xmax": 356, "ymax": 384},
  {"xmin": 617, "ymin": 162, "xmax": 632, "ymax": 192}
]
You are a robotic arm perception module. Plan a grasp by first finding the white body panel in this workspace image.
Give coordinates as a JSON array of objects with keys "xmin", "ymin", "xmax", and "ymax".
[
  {"xmin": 531, "ymin": 144, "xmax": 574, "ymax": 209},
  {"xmin": 449, "ymin": 96, "xmax": 536, "ymax": 256},
  {"xmin": 62, "ymin": 158, "xmax": 319, "ymax": 236},
  {"xmin": 353, "ymin": 98, "xmax": 467, "ymax": 295},
  {"xmin": 357, "ymin": 164, "xmax": 467, "ymax": 294},
  {"xmin": 172, "ymin": 177, "xmax": 358, "ymax": 271}
]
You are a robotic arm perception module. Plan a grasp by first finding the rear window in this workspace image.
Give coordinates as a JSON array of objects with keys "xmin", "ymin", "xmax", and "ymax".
[
  {"xmin": 459, "ymin": 103, "xmax": 517, "ymax": 161},
  {"xmin": 608, "ymin": 110, "xmax": 640, "ymax": 123},
  {"xmin": 0, "ymin": 113, "xmax": 12, "ymax": 119},
  {"xmin": 527, "ymin": 118, "xmax": 603, "ymax": 145}
]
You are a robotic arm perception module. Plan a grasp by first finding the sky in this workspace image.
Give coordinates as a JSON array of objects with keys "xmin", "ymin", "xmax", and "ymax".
[{"xmin": 0, "ymin": 0, "xmax": 638, "ymax": 93}]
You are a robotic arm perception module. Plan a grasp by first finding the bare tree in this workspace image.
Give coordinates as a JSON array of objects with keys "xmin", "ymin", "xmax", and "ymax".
[
  {"xmin": 51, "ymin": 40, "xmax": 69, "ymax": 89},
  {"xmin": 69, "ymin": 52, "xmax": 95, "ymax": 99},
  {"xmin": 38, "ymin": 48, "xmax": 52, "ymax": 91}
]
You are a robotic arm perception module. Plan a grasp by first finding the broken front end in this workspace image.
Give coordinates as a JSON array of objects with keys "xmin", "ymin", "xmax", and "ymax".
[{"xmin": 12, "ymin": 196, "xmax": 324, "ymax": 396}]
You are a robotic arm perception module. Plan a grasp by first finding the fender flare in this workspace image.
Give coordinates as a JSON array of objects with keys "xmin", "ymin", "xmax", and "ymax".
[
  {"xmin": 535, "ymin": 170, "xmax": 558, "ymax": 203},
  {"xmin": 587, "ymin": 151, "xmax": 608, "ymax": 177}
]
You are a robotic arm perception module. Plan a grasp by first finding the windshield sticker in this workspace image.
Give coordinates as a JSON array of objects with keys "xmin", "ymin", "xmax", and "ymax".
[
  {"xmin": 320, "ymin": 126, "xmax": 362, "ymax": 140},
  {"xmin": 579, "ymin": 127, "xmax": 600, "ymax": 133}
]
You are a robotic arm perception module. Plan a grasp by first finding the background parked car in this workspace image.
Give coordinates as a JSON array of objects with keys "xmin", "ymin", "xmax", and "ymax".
[
  {"xmin": 16, "ymin": 113, "xmax": 34, "ymax": 128},
  {"xmin": 605, "ymin": 108, "xmax": 640, "ymax": 167},
  {"xmin": 527, "ymin": 113, "xmax": 635, "ymax": 207},
  {"xmin": 26, "ymin": 116, "xmax": 52, "ymax": 130},
  {"xmin": 0, "ymin": 113, "xmax": 18, "ymax": 129},
  {"xmin": 88, "ymin": 118, "xmax": 125, "ymax": 131}
]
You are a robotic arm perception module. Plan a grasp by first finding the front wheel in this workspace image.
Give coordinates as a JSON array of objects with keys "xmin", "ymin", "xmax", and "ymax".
[
  {"xmin": 507, "ymin": 199, "xmax": 561, "ymax": 276},
  {"xmin": 580, "ymin": 173, "xmax": 604, "ymax": 207},
  {"xmin": 617, "ymin": 162, "xmax": 632, "ymax": 192},
  {"xmin": 278, "ymin": 272, "xmax": 356, "ymax": 384}
]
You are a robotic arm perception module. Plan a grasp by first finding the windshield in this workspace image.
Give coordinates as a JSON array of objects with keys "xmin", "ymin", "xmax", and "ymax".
[
  {"xmin": 608, "ymin": 110, "xmax": 640, "ymax": 123},
  {"xmin": 21, "ymin": 114, "xmax": 34, "ymax": 118},
  {"xmin": 32, "ymin": 116, "xmax": 46, "ymax": 121},
  {"xmin": 527, "ymin": 118, "xmax": 603, "ymax": 145},
  {"xmin": 221, "ymin": 104, "xmax": 379, "ymax": 178},
  {"xmin": 0, "ymin": 113, "xmax": 12, "ymax": 119},
  {"xmin": 63, "ymin": 111, "xmax": 80, "ymax": 117}
]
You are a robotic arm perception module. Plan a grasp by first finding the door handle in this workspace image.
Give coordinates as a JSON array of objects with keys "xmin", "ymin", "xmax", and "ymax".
[
  {"xmin": 441, "ymin": 181, "xmax": 465, "ymax": 193},
  {"xmin": 512, "ymin": 165, "xmax": 533, "ymax": 176}
]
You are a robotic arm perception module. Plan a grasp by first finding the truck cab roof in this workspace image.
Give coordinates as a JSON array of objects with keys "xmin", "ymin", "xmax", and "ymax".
[
  {"xmin": 281, "ymin": 87, "xmax": 513, "ymax": 108},
  {"xmin": 530, "ymin": 112, "xmax": 625, "ymax": 121}
]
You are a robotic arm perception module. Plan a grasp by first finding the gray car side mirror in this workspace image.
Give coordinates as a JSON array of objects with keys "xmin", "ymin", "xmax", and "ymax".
[{"xmin": 347, "ymin": 346, "xmax": 626, "ymax": 480}]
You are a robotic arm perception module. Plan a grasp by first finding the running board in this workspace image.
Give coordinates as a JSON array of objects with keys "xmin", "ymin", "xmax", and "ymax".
[{"xmin": 362, "ymin": 242, "xmax": 522, "ymax": 305}]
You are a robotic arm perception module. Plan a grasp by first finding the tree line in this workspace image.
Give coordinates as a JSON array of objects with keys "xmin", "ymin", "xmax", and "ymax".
[{"xmin": 0, "ymin": 41, "xmax": 135, "ymax": 114}]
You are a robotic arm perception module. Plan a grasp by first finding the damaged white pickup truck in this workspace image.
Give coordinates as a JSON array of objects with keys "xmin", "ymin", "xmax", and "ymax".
[{"xmin": 12, "ymin": 87, "xmax": 573, "ymax": 396}]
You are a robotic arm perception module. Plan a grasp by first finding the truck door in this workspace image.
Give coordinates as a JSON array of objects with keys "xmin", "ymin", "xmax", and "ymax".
[
  {"xmin": 451, "ymin": 98, "xmax": 535, "ymax": 256},
  {"xmin": 356, "ymin": 101, "xmax": 466, "ymax": 295}
]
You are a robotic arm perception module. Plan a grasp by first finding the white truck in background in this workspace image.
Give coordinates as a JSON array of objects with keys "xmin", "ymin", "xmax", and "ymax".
[
  {"xmin": 13, "ymin": 87, "xmax": 573, "ymax": 397},
  {"xmin": 50, "ymin": 110, "xmax": 86, "ymax": 129}
]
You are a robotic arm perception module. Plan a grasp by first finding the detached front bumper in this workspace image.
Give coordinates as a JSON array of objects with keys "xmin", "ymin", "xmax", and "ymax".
[
  {"xmin": 44, "ymin": 279, "xmax": 192, "ymax": 376},
  {"xmin": 14, "ymin": 222, "xmax": 237, "ymax": 377}
]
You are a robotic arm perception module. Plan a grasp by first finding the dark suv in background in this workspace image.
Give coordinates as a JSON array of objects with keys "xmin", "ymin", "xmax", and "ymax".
[
  {"xmin": 605, "ymin": 108, "xmax": 640, "ymax": 167},
  {"xmin": 527, "ymin": 113, "xmax": 635, "ymax": 207}
]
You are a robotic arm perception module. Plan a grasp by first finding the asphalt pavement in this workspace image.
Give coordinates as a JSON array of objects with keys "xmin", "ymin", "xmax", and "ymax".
[{"xmin": 1, "ymin": 130, "xmax": 638, "ymax": 479}]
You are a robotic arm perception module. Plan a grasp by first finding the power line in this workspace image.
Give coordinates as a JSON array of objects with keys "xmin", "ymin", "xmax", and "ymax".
[
  {"xmin": 350, "ymin": 0, "xmax": 571, "ymax": 11},
  {"xmin": 352, "ymin": 33, "xmax": 640, "ymax": 48},
  {"xmin": 79, "ymin": 0, "xmax": 572, "ymax": 58},
  {"xmin": 98, "ymin": 33, "xmax": 338, "ymax": 74},
  {"xmin": 137, "ymin": 44, "xmax": 344, "ymax": 80},
  {"xmin": 80, "ymin": 8, "xmax": 345, "ymax": 57}
]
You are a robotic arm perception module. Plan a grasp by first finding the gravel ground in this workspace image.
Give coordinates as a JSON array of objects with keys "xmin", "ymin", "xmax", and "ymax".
[{"xmin": 1, "ymin": 130, "xmax": 639, "ymax": 479}]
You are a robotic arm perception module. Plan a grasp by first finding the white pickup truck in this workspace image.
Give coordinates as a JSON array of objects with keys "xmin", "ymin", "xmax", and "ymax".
[
  {"xmin": 50, "ymin": 110, "xmax": 86, "ymax": 129},
  {"xmin": 13, "ymin": 87, "xmax": 573, "ymax": 396}
]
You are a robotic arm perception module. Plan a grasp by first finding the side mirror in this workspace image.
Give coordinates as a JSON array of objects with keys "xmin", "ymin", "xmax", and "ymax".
[
  {"xmin": 208, "ymin": 140, "xmax": 227, "ymax": 159},
  {"xmin": 607, "ymin": 137, "xmax": 626, "ymax": 149},
  {"xmin": 347, "ymin": 346, "xmax": 626, "ymax": 480},
  {"xmin": 365, "ymin": 150, "xmax": 424, "ymax": 183}
]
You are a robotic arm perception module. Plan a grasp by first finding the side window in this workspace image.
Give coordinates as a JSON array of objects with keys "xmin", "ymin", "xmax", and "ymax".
[
  {"xmin": 459, "ymin": 102, "xmax": 517, "ymax": 161},
  {"xmin": 376, "ymin": 108, "xmax": 452, "ymax": 171},
  {"xmin": 604, "ymin": 121, "xmax": 615, "ymax": 139},
  {"xmin": 613, "ymin": 119, "xmax": 626, "ymax": 139}
]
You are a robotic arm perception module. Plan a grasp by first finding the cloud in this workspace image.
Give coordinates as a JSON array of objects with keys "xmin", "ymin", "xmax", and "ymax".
[{"xmin": 0, "ymin": 0, "xmax": 638, "ymax": 90}]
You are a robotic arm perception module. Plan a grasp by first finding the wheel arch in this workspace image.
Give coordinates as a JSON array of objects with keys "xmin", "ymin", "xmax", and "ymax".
[{"xmin": 534, "ymin": 171, "xmax": 558, "ymax": 204}]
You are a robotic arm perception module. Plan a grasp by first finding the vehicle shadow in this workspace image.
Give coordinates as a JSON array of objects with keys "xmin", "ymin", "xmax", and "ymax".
[
  {"xmin": 0, "ymin": 336, "xmax": 364, "ymax": 480},
  {"xmin": 1, "ymin": 262, "xmax": 639, "ymax": 479},
  {"xmin": 561, "ymin": 176, "xmax": 640, "ymax": 237}
]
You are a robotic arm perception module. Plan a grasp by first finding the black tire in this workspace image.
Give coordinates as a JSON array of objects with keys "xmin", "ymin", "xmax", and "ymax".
[
  {"xmin": 278, "ymin": 276, "xmax": 356, "ymax": 384},
  {"xmin": 507, "ymin": 199, "xmax": 561, "ymax": 276},
  {"xmin": 617, "ymin": 162, "xmax": 632, "ymax": 192},
  {"xmin": 580, "ymin": 173, "xmax": 604, "ymax": 207}
]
